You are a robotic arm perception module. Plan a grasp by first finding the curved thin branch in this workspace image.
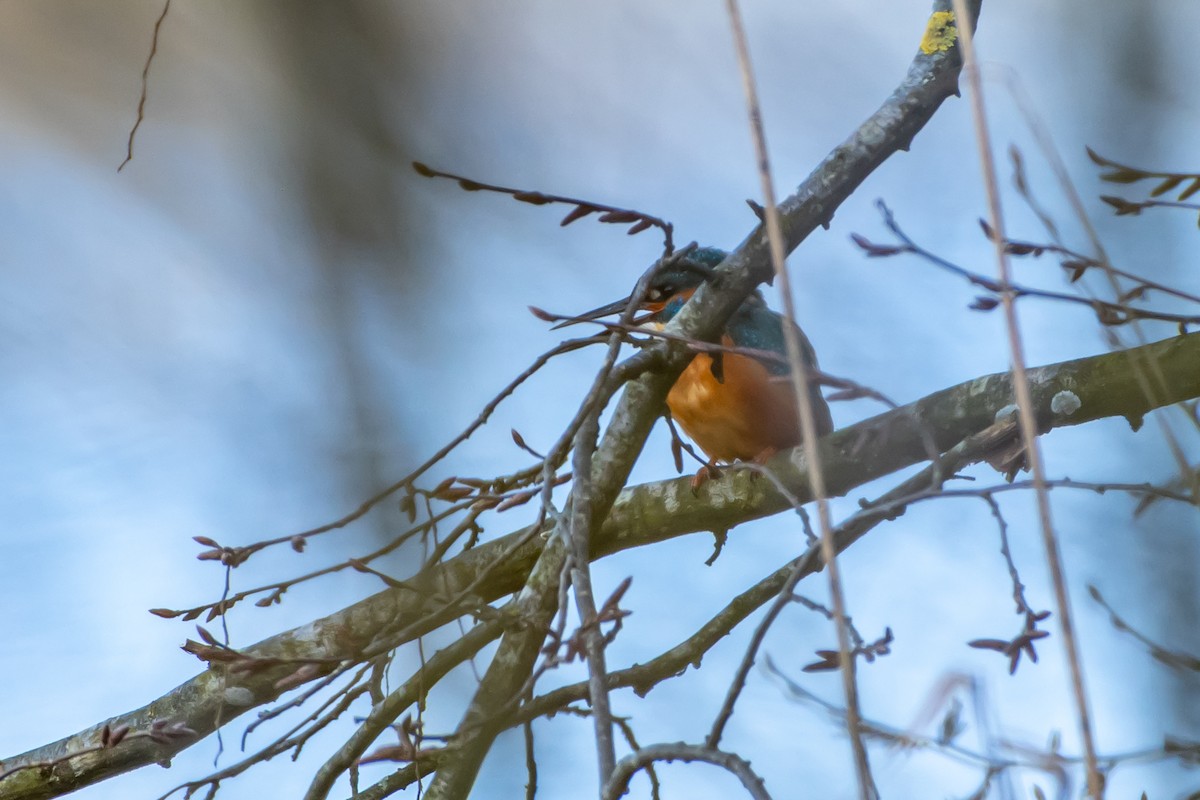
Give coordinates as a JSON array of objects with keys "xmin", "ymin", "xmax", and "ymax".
[{"xmin": 600, "ymin": 743, "xmax": 772, "ymax": 800}]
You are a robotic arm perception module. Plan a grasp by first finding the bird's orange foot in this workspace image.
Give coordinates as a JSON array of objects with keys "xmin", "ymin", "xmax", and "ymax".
[
  {"xmin": 752, "ymin": 446, "xmax": 777, "ymax": 465},
  {"xmin": 743, "ymin": 447, "xmax": 778, "ymax": 480},
  {"xmin": 690, "ymin": 461, "xmax": 722, "ymax": 493}
]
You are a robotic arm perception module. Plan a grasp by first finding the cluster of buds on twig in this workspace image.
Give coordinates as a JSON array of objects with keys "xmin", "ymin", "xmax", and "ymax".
[{"xmin": 968, "ymin": 609, "xmax": 1052, "ymax": 674}]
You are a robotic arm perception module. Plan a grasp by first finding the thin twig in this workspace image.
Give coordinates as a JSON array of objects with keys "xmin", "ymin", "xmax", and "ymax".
[
  {"xmin": 210, "ymin": 337, "xmax": 600, "ymax": 566},
  {"xmin": 155, "ymin": 501, "xmax": 475, "ymax": 621},
  {"xmin": 523, "ymin": 717, "xmax": 538, "ymax": 800},
  {"xmin": 118, "ymin": 0, "xmax": 171, "ymax": 172},
  {"xmin": 1088, "ymin": 585, "xmax": 1200, "ymax": 675},
  {"xmin": 949, "ymin": 1, "xmax": 1102, "ymax": 795},
  {"xmin": 990, "ymin": 230, "xmax": 1200, "ymax": 307},
  {"xmin": 568, "ymin": 409, "xmax": 618, "ymax": 785},
  {"xmin": 535, "ymin": 307, "xmax": 896, "ymax": 404},
  {"xmin": 157, "ymin": 665, "xmax": 371, "ymax": 800},
  {"xmin": 412, "ymin": 161, "xmax": 675, "ymax": 253},
  {"xmin": 718, "ymin": 4, "xmax": 871, "ymax": 796},
  {"xmin": 601, "ymin": 743, "xmax": 772, "ymax": 800},
  {"xmin": 609, "ymin": 716, "xmax": 661, "ymax": 800},
  {"xmin": 858, "ymin": 205, "xmax": 1200, "ymax": 328}
]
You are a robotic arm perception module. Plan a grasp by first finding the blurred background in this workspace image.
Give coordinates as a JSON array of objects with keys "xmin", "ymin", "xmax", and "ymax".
[{"xmin": 1, "ymin": 1, "xmax": 1197, "ymax": 798}]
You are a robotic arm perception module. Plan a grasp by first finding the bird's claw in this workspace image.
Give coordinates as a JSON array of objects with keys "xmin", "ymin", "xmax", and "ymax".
[{"xmin": 690, "ymin": 462, "xmax": 722, "ymax": 493}]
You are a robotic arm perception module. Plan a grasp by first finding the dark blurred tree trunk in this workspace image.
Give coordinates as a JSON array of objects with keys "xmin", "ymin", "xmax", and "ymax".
[{"xmin": 265, "ymin": 1, "xmax": 428, "ymax": 545}]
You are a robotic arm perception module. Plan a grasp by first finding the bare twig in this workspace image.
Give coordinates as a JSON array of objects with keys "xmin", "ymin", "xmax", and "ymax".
[
  {"xmin": 720, "ymin": 2, "xmax": 871, "ymax": 796},
  {"xmin": 854, "ymin": 205, "xmax": 1200, "ymax": 328},
  {"xmin": 1088, "ymin": 585, "xmax": 1200, "ymax": 675},
  {"xmin": 412, "ymin": 161, "xmax": 675, "ymax": 252},
  {"xmin": 567, "ymin": 409, "xmax": 618, "ymax": 785},
  {"xmin": 195, "ymin": 336, "xmax": 600, "ymax": 568},
  {"xmin": 601, "ymin": 743, "xmax": 772, "ymax": 800},
  {"xmin": 157, "ymin": 665, "xmax": 371, "ymax": 800},
  {"xmin": 949, "ymin": 1, "xmax": 1102, "ymax": 794},
  {"xmin": 1086, "ymin": 147, "xmax": 1200, "ymax": 227},
  {"xmin": 550, "ymin": 257, "xmax": 691, "ymax": 791},
  {"xmin": 523, "ymin": 717, "xmax": 537, "ymax": 800},
  {"xmin": 154, "ymin": 501, "xmax": 475, "ymax": 621},
  {"xmin": 984, "ymin": 228, "xmax": 1200, "ymax": 307},
  {"xmin": 118, "ymin": 0, "xmax": 171, "ymax": 172}
]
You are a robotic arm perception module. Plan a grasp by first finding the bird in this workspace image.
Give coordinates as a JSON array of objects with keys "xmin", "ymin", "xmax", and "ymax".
[{"xmin": 561, "ymin": 247, "xmax": 833, "ymax": 472}]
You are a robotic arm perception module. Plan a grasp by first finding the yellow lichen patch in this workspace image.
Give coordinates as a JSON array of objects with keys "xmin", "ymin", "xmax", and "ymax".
[{"xmin": 920, "ymin": 11, "xmax": 958, "ymax": 54}]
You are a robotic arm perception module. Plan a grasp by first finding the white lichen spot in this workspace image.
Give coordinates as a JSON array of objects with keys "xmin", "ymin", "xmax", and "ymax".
[
  {"xmin": 705, "ymin": 478, "xmax": 740, "ymax": 507},
  {"xmin": 662, "ymin": 486, "xmax": 681, "ymax": 514},
  {"xmin": 1041, "ymin": 366, "xmax": 1057, "ymax": 381},
  {"xmin": 994, "ymin": 403, "xmax": 1019, "ymax": 423},
  {"xmin": 1050, "ymin": 390, "xmax": 1081, "ymax": 416},
  {"xmin": 223, "ymin": 686, "xmax": 256, "ymax": 707}
]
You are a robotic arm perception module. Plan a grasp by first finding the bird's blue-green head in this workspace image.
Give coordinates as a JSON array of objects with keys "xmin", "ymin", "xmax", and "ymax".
[{"xmin": 559, "ymin": 247, "xmax": 730, "ymax": 326}]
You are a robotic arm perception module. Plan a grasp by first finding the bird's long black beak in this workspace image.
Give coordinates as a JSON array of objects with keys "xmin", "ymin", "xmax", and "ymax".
[{"xmin": 550, "ymin": 295, "xmax": 636, "ymax": 330}]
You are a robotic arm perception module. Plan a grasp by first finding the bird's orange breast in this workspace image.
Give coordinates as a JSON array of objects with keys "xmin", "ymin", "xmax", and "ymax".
[{"xmin": 666, "ymin": 344, "xmax": 803, "ymax": 463}]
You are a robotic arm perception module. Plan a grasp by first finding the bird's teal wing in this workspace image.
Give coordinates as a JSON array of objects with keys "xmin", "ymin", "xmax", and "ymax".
[
  {"xmin": 726, "ymin": 303, "xmax": 819, "ymax": 377},
  {"xmin": 726, "ymin": 302, "xmax": 833, "ymax": 435}
]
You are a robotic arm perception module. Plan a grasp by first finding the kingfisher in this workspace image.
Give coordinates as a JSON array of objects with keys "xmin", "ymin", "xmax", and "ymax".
[{"xmin": 561, "ymin": 247, "xmax": 833, "ymax": 471}]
